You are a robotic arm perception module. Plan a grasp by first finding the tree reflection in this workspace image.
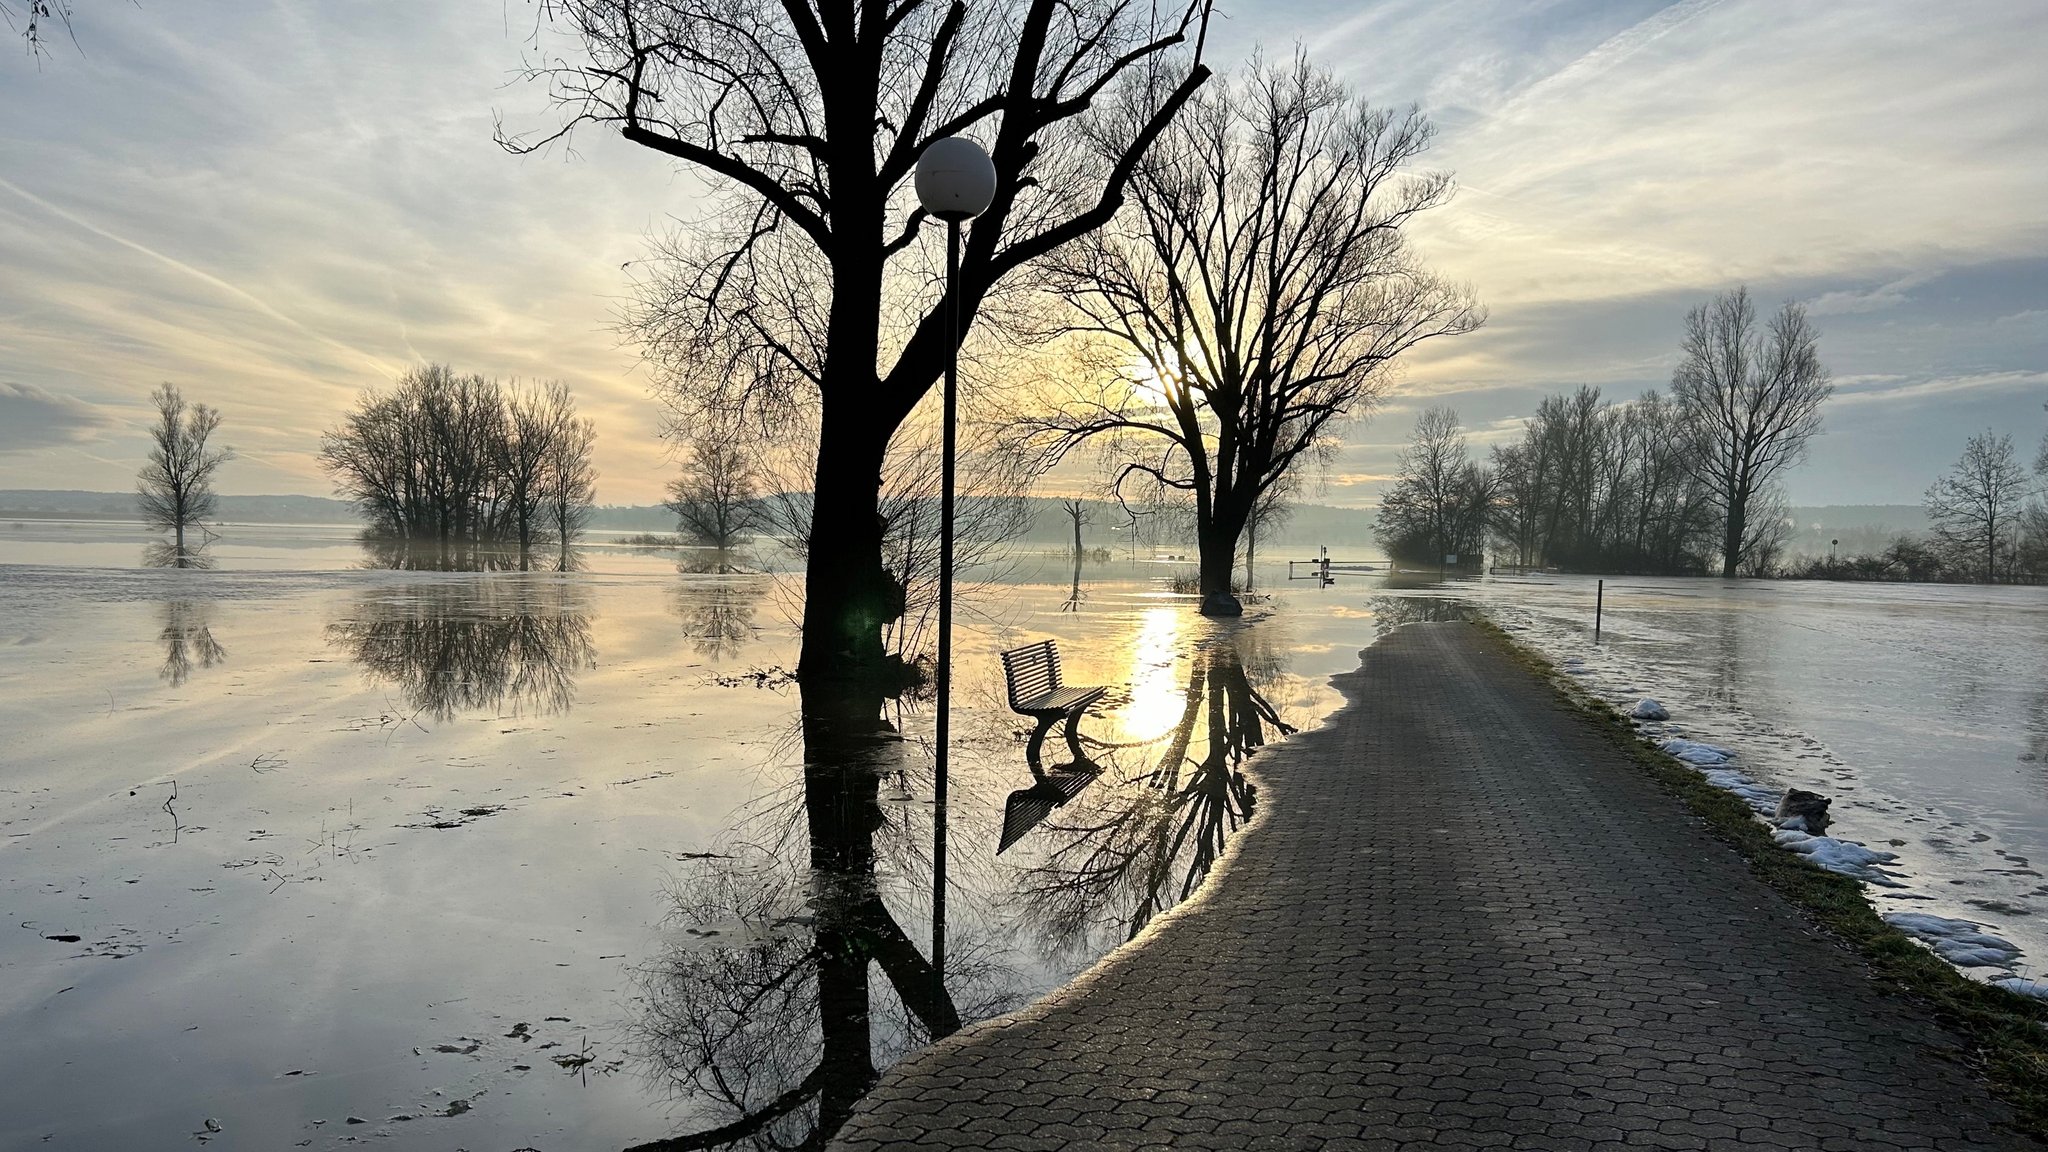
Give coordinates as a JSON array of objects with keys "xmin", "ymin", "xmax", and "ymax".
[
  {"xmin": 325, "ymin": 580, "xmax": 595, "ymax": 721},
  {"xmin": 357, "ymin": 535, "xmax": 584, "ymax": 572},
  {"xmin": 623, "ymin": 694, "xmax": 1003, "ymax": 1151},
  {"xmin": 1365, "ymin": 593, "xmax": 1474, "ymax": 635},
  {"xmin": 1020, "ymin": 632, "xmax": 1290, "ymax": 950},
  {"xmin": 142, "ymin": 541, "xmax": 216, "ymax": 570},
  {"xmin": 157, "ymin": 600, "xmax": 226, "ymax": 686},
  {"xmin": 673, "ymin": 568, "xmax": 763, "ymax": 660}
]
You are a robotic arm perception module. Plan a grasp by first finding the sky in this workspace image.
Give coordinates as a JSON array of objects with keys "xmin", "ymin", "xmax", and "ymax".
[{"xmin": 1, "ymin": 0, "xmax": 2043, "ymax": 508}]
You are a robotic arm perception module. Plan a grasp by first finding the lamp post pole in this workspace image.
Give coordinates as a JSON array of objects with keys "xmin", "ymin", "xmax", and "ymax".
[{"xmin": 915, "ymin": 137, "xmax": 995, "ymax": 1002}]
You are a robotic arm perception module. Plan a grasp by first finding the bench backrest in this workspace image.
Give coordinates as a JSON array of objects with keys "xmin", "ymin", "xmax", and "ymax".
[{"xmin": 1001, "ymin": 640, "xmax": 1064, "ymax": 708}]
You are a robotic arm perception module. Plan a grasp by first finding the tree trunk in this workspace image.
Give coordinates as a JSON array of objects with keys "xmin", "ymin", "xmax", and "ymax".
[
  {"xmin": 798, "ymin": 403, "xmax": 907, "ymax": 687},
  {"xmin": 1197, "ymin": 513, "xmax": 1244, "ymax": 616},
  {"xmin": 1720, "ymin": 499, "xmax": 1745, "ymax": 578}
]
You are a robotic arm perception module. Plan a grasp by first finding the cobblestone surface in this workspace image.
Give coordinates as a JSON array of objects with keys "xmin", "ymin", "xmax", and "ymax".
[{"xmin": 832, "ymin": 621, "xmax": 2032, "ymax": 1150}]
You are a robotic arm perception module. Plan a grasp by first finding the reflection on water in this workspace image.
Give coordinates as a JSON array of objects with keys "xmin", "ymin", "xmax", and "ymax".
[
  {"xmin": 326, "ymin": 579, "xmax": 595, "ymax": 721},
  {"xmin": 1022, "ymin": 629, "xmax": 1289, "ymax": 951},
  {"xmin": 1365, "ymin": 594, "xmax": 1476, "ymax": 635},
  {"xmin": 627, "ymin": 696, "xmax": 994, "ymax": 1151},
  {"xmin": 359, "ymin": 536, "xmax": 584, "ymax": 572},
  {"xmin": 674, "ymin": 576, "xmax": 763, "ymax": 660},
  {"xmin": 142, "ymin": 540, "xmax": 216, "ymax": 570},
  {"xmin": 157, "ymin": 600, "xmax": 226, "ymax": 686}
]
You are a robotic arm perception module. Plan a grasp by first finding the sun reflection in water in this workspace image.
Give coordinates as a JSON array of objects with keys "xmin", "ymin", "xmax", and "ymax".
[{"xmin": 1116, "ymin": 605, "xmax": 1186, "ymax": 742}]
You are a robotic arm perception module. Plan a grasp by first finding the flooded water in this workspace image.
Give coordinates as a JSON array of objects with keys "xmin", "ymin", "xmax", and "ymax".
[
  {"xmin": 0, "ymin": 520, "xmax": 1361, "ymax": 1151},
  {"xmin": 1441, "ymin": 573, "xmax": 2048, "ymax": 976}
]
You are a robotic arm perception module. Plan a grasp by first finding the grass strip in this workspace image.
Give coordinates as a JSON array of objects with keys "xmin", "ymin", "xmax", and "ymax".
[{"xmin": 1475, "ymin": 618, "xmax": 2048, "ymax": 1138}]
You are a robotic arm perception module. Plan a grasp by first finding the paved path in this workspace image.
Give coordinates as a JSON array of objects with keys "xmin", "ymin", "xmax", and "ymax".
[{"xmin": 833, "ymin": 622, "xmax": 2030, "ymax": 1151}]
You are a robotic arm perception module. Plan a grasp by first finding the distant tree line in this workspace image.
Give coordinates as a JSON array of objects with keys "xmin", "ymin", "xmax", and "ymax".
[
  {"xmin": 1378, "ymin": 287, "xmax": 1829, "ymax": 578},
  {"xmin": 318, "ymin": 365, "xmax": 597, "ymax": 562},
  {"xmin": 1787, "ymin": 424, "xmax": 2048, "ymax": 585}
]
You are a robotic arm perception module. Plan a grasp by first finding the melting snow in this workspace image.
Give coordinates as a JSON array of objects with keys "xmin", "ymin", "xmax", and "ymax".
[
  {"xmin": 1884, "ymin": 912, "xmax": 2023, "ymax": 969},
  {"xmin": 1630, "ymin": 698, "xmax": 1669, "ymax": 721},
  {"xmin": 1661, "ymin": 738, "xmax": 1734, "ymax": 765}
]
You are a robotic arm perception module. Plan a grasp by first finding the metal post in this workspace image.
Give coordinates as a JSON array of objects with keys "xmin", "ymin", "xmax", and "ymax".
[
  {"xmin": 933, "ymin": 219, "xmax": 960, "ymax": 993},
  {"xmin": 1595, "ymin": 578, "xmax": 1604, "ymax": 642}
]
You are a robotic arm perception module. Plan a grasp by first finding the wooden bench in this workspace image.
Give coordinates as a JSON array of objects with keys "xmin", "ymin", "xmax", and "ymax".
[{"xmin": 1001, "ymin": 639, "xmax": 1107, "ymax": 777}]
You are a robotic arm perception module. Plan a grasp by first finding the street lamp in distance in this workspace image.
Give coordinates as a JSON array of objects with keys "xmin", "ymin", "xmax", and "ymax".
[{"xmin": 913, "ymin": 136, "xmax": 995, "ymax": 996}]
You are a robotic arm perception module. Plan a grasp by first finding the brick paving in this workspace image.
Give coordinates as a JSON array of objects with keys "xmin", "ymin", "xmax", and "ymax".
[{"xmin": 832, "ymin": 621, "xmax": 2031, "ymax": 1151}]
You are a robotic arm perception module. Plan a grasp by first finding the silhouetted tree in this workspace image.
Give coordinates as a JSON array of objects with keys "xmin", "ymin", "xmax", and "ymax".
[
  {"xmin": 667, "ymin": 437, "xmax": 760, "ymax": 549},
  {"xmin": 507, "ymin": 0, "xmax": 1215, "ymax": 687},
  {"xmin": 1927, "ymin": 430, "xmax": 2030, "ymax": 582},
  {"xmin": 136, "ymin": 384, "xmax": 232, "ymax": 552},
  {"xmin": 1485, "ymin": 387, "xmax": 1715, "ymax": 574},
  {"xmin": 1670, "ymin": 287, "xmax": 1833, "ymax": 577},
  {"xmin": 320, "ymin": 365, "xmax": 597, "ymax": 559},
  {"xmin": 1026, "ymin": 57, "xmax": 1481, "ymax": 614},
  {"xmin": 1376, "ymin": 407, "xmax": 1492, "ymax": 570}
]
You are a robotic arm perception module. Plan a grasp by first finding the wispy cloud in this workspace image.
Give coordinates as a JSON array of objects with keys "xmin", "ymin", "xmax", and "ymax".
[{"xmin": 0, "ymin": 382, "xmax": 114, "ymax": 451}]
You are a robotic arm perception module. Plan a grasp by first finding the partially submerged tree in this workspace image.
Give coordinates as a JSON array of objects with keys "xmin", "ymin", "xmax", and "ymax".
[
  {"xmin": 1487, "ymin": 387, "xmax": 1717, "ymax": 574},
  {"xmin": 666, "ymin": 437, "xmax": 760, "ymax": 549},
  {"xmin": 1670, "ymin": 287, "xmax": 1832, "ymax": 578},
  {"xmin": 511, "ymin": 0, "xmax": 1216, "ymax": 688},
  {"xmin": 1024, "ymin": 57, "xmax": 1481, "ymax": 614},
  {"xmin": 319, "ymin": 365, "xmax": 597, "ymax": 563},
  {"xmin": 1241, "ymin": 475, "xmax": 1296, "ymax": 592},
  {"xmin": 1376, "ymin": 407, "xmax": 1492, "ymax": 571},
  {"xmin": 136, "ymin": 383, "xmax": 232, "ymax": 552},
  {"xmin": 1927, "ymin": 430, "xmax": 2030, "ymax": 582}
]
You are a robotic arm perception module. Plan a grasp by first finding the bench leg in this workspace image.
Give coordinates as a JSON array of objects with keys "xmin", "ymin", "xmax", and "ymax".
[
  {"xmin": 1024, "ymin": 715, "xmax": 1058, "ymax": 780},
  {"xmin": 1061, "ymin": 709, "xmax": 1093, "ymax": 768}
]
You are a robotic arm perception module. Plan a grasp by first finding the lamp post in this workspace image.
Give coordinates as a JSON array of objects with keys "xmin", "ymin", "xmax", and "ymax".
[{"xmin": 914, "ymin": 136, "xmax": 995, "ymax": 995}]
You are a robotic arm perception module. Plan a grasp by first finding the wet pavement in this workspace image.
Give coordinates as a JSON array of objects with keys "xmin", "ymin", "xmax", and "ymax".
[{"xmin": 831, "ymin": 622, "xmax": 2029, "ymax": 1151}]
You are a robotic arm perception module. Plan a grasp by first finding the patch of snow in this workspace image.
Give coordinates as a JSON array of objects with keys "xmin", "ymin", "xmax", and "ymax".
[
  {"xmin": 1661, "ymin": 738, "xmax": 1733, "ymax": 765},
  {"xmin": 1884, "ymin": 912, "xmax": 2023, "ymax": 968},
  {"xmin": 1630, "ymin": 698, "xmax": 1669, "ymax": 721},
  {"xmin": 1775, "ymin": 830, "xmax": 1905, "ymax": 887},
  {"xmin": 1992, "ymin": 976, "xmax": 2048, "ymax": 999},
  {"xmin": 1699, "ymin": 768, "xmax": 1780, "ymax": 813}
]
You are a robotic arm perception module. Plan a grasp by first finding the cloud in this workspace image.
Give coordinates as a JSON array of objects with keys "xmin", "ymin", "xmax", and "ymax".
[
  {"xmin": 0, "ymin": 382, "xmax": 114, "ymax": 452},
  {"xmin": 1809, "ymin": 272, "xmax": 1938, "ymax": 316},
  {"xmin": 1831, "ymin": 370, "xmax": 2048, "ymax": 408}
]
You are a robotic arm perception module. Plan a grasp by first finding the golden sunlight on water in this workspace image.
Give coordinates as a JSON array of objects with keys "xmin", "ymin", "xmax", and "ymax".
[{"xmin": 1117, "ymin": 604, "xmax": 1186, "ymax": 742}]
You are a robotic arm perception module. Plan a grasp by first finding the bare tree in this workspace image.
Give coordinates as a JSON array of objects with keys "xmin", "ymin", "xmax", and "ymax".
[
  {"xmin": 544, "ymin": 404, "xmax": 598, "ymax": 557},
  {"xmin": 1488, "ymin": 387, "xmax": 1717, "ymax": 575},
  {"xmin": 507, "ymin": 0, "xmax": 1215, "ymax": 687},
  {"xmin": 1928, "ymin": 430, "xmax": 2030, "ymax": 582},
  {"xmin": 1241, "ymin": 474, "xmax": 1296, "ymax": 592},
  {"xmin": 1024, "ymin": 57, "xmax": 1481, "ymax": 614},
  {"xmin": 1735, "ymin": 485, "xmax": 1792, "ymax": 577},
  {"xmin": 502, "ymin": 382, "xmax": 567, "ymax": 560},
  {"xmin": 4, "ymin": 0, "xmax": 71, "ymax": 59},
  {"xmin": 321, "ymin": 366, "xmax": 597, "ymax": 563},
  {"xmin": 667, "ymin": 436, "xmax": 760, "ymax": 549},
  {"xmin": 1670, "ymin": 287, "xmax": 1833, "ymax": 578},
  {"xmin": 136, "ymin": 383, "xmax": 232, "ymax": 553},
  {"xmin": 1376, "ymin": 407, "xmax": 1492, "ymax": 571}
]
